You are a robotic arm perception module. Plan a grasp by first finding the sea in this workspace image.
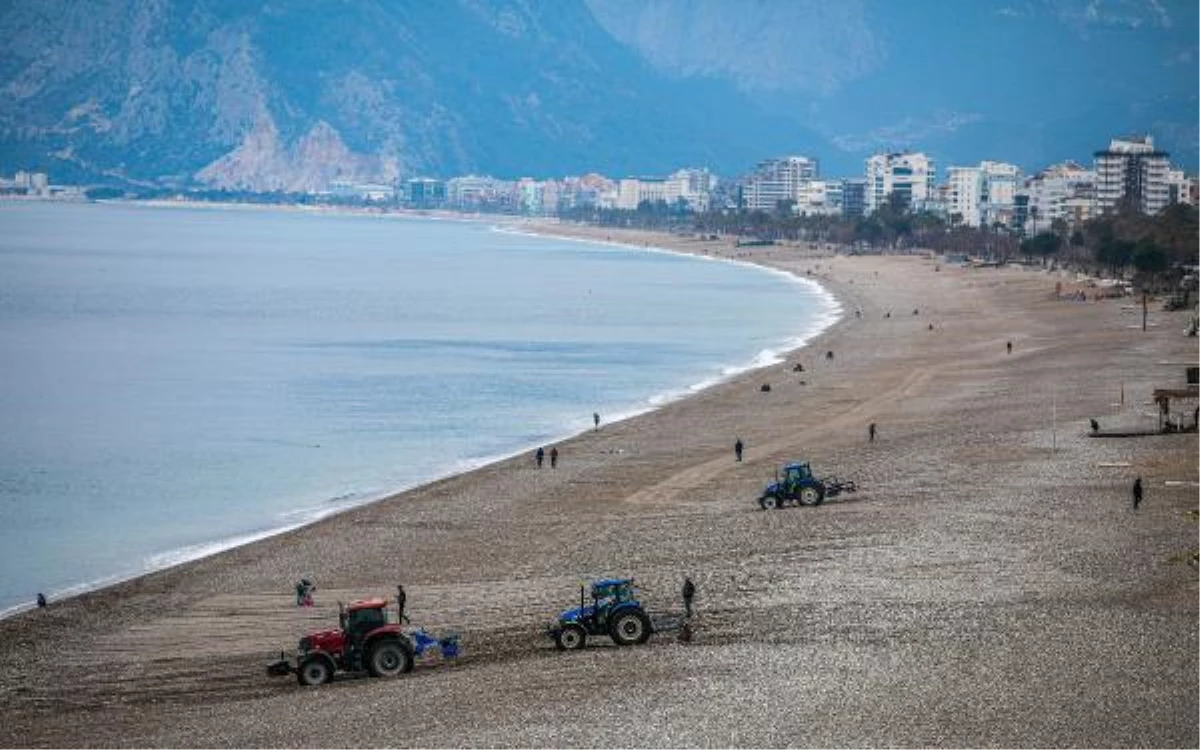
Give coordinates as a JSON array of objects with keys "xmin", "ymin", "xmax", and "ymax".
[{"xmin": 0, "ymin": 201, "xmax": 838, "ymax": 615}]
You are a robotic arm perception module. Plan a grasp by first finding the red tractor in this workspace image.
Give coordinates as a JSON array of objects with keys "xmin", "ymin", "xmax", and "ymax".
[{"xmin": 268, "ymin": 597, "xmax": 414, "ymax": 686}]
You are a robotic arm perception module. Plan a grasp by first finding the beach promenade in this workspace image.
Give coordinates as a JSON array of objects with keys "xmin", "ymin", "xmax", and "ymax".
[{"xmin": 0, "ymin": 229, "xmax": 1195, "ymax": 748}]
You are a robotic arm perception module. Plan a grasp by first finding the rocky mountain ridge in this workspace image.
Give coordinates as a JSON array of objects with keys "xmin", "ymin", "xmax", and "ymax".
[{"xmin": 0, "ymin": 0, "xmax": 822, "ymax": 189}]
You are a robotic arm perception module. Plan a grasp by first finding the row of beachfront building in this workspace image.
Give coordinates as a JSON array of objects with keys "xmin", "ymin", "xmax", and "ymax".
[{"xmin": 382, "ymin": 134, "xmax": 1196, "ymax": 237}]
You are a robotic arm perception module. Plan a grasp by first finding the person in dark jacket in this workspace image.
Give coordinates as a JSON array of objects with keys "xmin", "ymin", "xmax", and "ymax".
[{"xmin": 682, "ymin": 577, "xmax": 696, "ymax": 619}]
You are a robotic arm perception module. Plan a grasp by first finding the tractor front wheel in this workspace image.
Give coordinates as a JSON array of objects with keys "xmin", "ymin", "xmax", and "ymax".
[
  {"xmin": 610, "ymin": 610, "xmax": 651, "ymax": 646},
  {"xmin": 297, "ymin": 656, "xmax": 333, "ymax": 686},
  {"xmin": 555, "ymin": 624, "xmax": 587, "ymax": 651},
  {"xmin": 798, "ymin": 485, "xmax": 824, "ymax": 506},
  {"xmin": 367, "ymin": 640, "xmax": 413, "ymax": 678},
  {"xmin": 758, "ymin": 494, "xmax": 779, "ymax": 510}
]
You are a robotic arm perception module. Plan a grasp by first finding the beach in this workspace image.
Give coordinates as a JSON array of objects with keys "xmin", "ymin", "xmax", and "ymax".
[{"xmin": 0, "ymin": 226, "xmax": 1196, "ymax": 748}]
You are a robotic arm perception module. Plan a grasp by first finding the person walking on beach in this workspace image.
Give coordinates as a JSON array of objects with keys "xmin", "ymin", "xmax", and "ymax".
[
  {"xmin": 36, "ymin": 593, "xmax": 46, "ymax": 608},
  {"xmin": 535, "ymin": 447, "xmax": 544, "ymax": 468},
  {"xmin": 1007, "ymin": 340, "xmax": 1013, "ymax": 354},
  {"xmin": 1132, "ymin": 477, "xmax": 1143, "ymax": 511},
  {"xmin": 550, "ymin": 447, "xmax": 559, "ymax": 468},
  {"xmin": 869, "ymin": 423, "xmax": 877, "ymax": 442},
  {"xmin": 594, "ymin": 412, "xmax": 600, "ymax": 429},
  {"xmin": 682, "ymin": 576, "xmax": 696, "ymax": 619},
  {"xmin": 396, "ymin": 585, "xmax": 408, "ymax": 624},
  {"xmin": 734, "ymin": 438, "xmax": 744, "ymax": 462}
]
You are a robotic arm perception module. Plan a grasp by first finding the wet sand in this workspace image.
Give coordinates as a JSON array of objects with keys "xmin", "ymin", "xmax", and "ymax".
[{"xmin": 0, "ymin": 225, "xmax": 1196, "ymax": 748}]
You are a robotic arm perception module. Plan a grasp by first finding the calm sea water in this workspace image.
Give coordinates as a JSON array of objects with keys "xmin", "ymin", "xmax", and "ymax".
[{"xmin": 0, "ymin": 201, "xmax": 837, "ymax": 614}]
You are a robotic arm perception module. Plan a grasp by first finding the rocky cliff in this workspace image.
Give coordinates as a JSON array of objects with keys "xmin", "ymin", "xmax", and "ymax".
[{"xmin": 0, "ymin": 0, "xmax": 821, "ymax": 188}]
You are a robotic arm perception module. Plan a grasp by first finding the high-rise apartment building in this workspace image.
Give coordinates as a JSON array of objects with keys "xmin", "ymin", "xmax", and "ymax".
[
  {"xmin": 1094, "ymin": 135, "xmax": 1170, "ymax": 215},
  {"xmin": 945, "ymin": 161, "xmax": 1021, "ymax": 227},
  {"xmin": 946, "ymin": 166, "xmax": 985, "ymax": 226},
  {"xmin": 737, "ymin": 156, "xmax": 818, "ymax": 212},
  {"xmin": 864, "ymin": 152, "xmax": 935, "ymax": 214}
]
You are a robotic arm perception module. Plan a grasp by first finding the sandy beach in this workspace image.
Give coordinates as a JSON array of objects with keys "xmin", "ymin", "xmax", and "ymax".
[{"xmin": 0, "ymin": 224, "xmax": 1195, "ymax": 748}]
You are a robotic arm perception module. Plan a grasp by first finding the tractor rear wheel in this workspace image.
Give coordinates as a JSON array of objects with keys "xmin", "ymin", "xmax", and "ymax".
[
  {"xmin": 555, "ymin": 624, "xmax": 587, "ymax": 651},
  {"xmin": 297, "ymin": 656, "xmax": 332, "ymax": 686},
  {"xmin": 610, "ymin": 609, "xmax": 651, "ymax": 646},
  {"xmin": 367, "ymin": 640, "xmax": 413, "ymax": 678},
  {"xmin": 798, "ymin": 485, "xmax": 824, "ymax": 506}
]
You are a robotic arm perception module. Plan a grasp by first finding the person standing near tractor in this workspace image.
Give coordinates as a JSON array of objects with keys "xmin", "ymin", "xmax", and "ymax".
[
  {"xmin": 396, "ymin": 585, "xmax": 408, "ymax": 624},
  {"xmin": 682, "ymin": 577, "xmax": 696, "ymax": 619},
  {"xmin": 1132, "ymin": 477, "xmax": 1143, "ymax": 511}
]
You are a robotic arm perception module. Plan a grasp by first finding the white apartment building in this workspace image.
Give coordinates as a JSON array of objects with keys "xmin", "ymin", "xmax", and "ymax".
[
  {"xmin": 1020, "ymin": 161, "xmax": 1096, "ymax": 234},
  {"xmin": 668, "ymin": 168, "xmax": 715, "ymax": 212},
  {"xmin": 945, "ymin": 161, "xmax": 1021, "ymax": 227},
  {"xmin": 980, "ymin": 161, "xmax": 1019, "ymax": 226},
  {"xmin": 738, "ymin": 156, "xmax": 819, "ymax": 212},
  {"xmin": 1094, "ymin": 135, "xmax": 1170, "ymax": 215},
  {"xmin": 614, "ymin": 177, "xmax": 670, "ymax": 210},
  {"xmin": 1165, "ymin": 168, "xmax": 1198, "ymax": 208},
  {"xmin": 946, "ymin": 166, "xmax": 985, "ymax": 226},
  {"xmin": 612, "ymin": 172, "xmax": 713, "ymax": 212},
  {"xmin": 794, "ymin": 179, "xmax": 842, "ymax": 216},
  {"xmin": 864, "ymin": 152, "xmax": 935, "ymax": 214}
]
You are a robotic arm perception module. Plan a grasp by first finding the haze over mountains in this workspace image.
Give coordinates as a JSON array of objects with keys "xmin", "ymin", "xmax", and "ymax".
[{"xmin": 0, "ymin": 0, "xmax": 1195, "ymax": 191}]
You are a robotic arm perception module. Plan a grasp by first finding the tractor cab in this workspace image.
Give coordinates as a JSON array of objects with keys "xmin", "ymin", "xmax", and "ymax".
[
  {"xmin": 781, "ymin": 462, "xmax": 813, "ymax": 486},
  {"xmin": 342, "ymin": 598, "xmax": 391, "ymax": 642},
  {"xmin": 591, "ymin": 578, "xmax": 636, "ymax": 609}
]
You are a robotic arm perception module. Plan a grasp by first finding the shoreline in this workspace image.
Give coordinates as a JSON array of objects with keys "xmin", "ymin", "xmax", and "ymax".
[
  {"xmin": 1, "ymin": 223, "xmax": 1195, "ymax": 747},
  {"xmin": 0, "ymin": 213, "xmax": 841, "ymax": 620}
]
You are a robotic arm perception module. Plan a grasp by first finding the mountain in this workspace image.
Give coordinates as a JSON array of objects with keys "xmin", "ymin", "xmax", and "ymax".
[
  {"xmin": 0, "ymin": 0, "xmax": 828, "ymax": 189},
  {"xmin": 2, "ymin": 1, "xmax": 1195, "ymax": 190},
  {"xmin": 588, "ymin": 0, "xmax": 1200, "ymax": 175}
]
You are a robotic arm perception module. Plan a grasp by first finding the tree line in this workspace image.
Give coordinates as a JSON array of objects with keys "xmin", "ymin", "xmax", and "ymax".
[{"xmin": 561, "ymin": 195, "xmax": 1198, "ymax": 289}]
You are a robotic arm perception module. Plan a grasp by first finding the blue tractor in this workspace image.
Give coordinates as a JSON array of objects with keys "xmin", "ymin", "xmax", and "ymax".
[
  {"xmin": 758, "ymin": 461, "xmax": 856, "ymax": 509},
  {"xmin": 548, "ymin": 578, "xmax": 654, "ymax": 650}
]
